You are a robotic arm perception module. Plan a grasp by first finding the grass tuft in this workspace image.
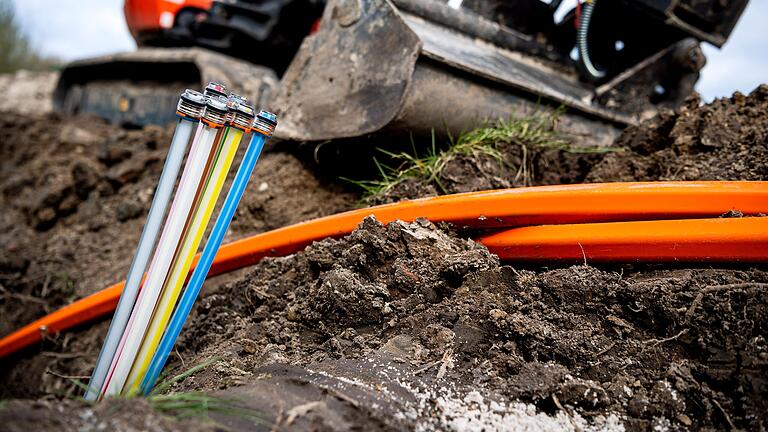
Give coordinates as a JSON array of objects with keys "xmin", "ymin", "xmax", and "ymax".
[
  {"xmin": 145, "ymin": 357, "xmax": 261, "ymax": 423},
  {"xmin": 345, "ymin": 111, "xmax": 617, "ymax": 199},
  {"xmin": 56, "ymin": 357, "xmax": 260, "ymax": 423},
  {"xmin": 150, "ymin": 356, "xmax": 221, "ymax": 396},
  {"xmin": 147, "ymin": 391, "xmax": 261, "ymax": 422}
]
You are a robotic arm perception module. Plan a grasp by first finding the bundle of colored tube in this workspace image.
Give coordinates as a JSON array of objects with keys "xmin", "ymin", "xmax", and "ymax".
[{"xmin": 84, "ymin": 82, "xmax": 277, "ymax": 399}]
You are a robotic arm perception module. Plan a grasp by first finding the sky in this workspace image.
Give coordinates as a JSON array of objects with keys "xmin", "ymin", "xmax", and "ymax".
[{"xmin": 9, "ymin": 0, "xmax": 767, "ymax": 101}]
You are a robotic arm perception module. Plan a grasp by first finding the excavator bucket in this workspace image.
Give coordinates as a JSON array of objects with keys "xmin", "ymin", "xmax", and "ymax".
[
  {"xmin": 271, "ymin": 0, "xmax": 705, "ymax": 147},
  {"xmin": 55, "ymin": 0, "xmax": 711, "ymax": 148}
]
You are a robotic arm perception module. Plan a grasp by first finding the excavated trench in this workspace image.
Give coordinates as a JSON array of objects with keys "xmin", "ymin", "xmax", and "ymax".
[{"xmin": 0, "ymin": 86, "xmax": 767, "ymax": 431}]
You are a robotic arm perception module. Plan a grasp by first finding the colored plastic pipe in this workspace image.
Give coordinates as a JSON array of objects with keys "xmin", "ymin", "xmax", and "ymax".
[
  {"xmin": 140, "ymin": 111, "xmax": 277, "ymax": 395},
  {"xmin": 125, "ymin": 111, "xmax": 252, "ymax": 395},
  {"xmin": 0, "ymin": 181, "xmax": 766, "ymax": 359},
  {"xmin": 84, "ymin": 91, "xmax": 205, "ymax": 401},
  {"xmin": 101, "ymin": 97, "xmax": 230, "ymax": 398},
  {"xmin": 479, "ymin": 217, "xmax": 768, "ymax": 262}
]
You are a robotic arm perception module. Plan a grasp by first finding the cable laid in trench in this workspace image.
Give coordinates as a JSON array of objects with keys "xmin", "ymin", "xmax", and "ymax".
[
  {"xmin": 0, "ymin": 181, "xmax": 766, "ymax": 358},
  {"xmin": 480, "ymin": 216, "xmax": 768, "ymax": 262}
]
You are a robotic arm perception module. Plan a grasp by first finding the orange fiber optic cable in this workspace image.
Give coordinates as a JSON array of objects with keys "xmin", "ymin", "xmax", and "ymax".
[
  {"xmin": 479, "ymin": 216, "xmax": 768, "ymax": 262},
  {"xmin": 0, "ymin": 181, "xmax": 766, "ymax": 358}
]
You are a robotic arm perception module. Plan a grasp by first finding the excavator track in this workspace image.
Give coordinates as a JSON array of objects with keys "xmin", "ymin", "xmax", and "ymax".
[{"xmin": 54, "ymin": 48, "xmax": 278, "ymax": 126}]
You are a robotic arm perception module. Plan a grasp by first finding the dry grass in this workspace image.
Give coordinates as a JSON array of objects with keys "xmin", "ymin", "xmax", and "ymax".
[{"xmin": 64, "ymin": 357, "xmax": 261, "ymax": 423}]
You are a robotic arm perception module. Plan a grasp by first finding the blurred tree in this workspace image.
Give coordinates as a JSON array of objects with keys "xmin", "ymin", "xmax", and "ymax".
[{"xmin": 0, "ymin": 0, "xmax": 58, "ymax": 73}]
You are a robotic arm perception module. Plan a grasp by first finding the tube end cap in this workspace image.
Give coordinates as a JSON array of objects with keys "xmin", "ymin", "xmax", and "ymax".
[{"xmin": 253, "ymin": 111, "xmax": 278, "ymax": 136}]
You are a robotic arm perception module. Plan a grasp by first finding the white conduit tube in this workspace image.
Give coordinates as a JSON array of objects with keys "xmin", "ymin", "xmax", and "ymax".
[
  {"xmin": 100, "ymin": 96, "xmax": 230, "ymax": 398},
  {"xmin": 84, "ymin": 90, "xmax": 206, "ymax": 401}
]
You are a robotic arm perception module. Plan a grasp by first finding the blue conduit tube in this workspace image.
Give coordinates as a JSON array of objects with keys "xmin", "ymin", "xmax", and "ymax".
[
  {"xmin": 140, "ymin": 110, "xmax": 277, "ymax": 394},
  {"xmin": 84, "ymin": 90, "xmax": 206, "ymax": 401},
  {"xmin": 577, "ymin": 0, "xmax": 606, "ymax": 81}
]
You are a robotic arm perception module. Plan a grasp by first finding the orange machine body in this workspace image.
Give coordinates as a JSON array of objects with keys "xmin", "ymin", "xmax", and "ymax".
[{"xmin": 124, "ymin": 0, "xmax": 212, "ymax": 41}]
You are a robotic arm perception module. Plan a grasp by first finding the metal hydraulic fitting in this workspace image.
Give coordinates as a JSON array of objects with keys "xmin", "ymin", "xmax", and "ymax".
[
  {"xmin": 201, "ymin": 96, "xmax": 230, "ymax": 128},
  {"xmin": 229, "ymin": 100, "xmax": 256, "ymax": 132},
  {"xmin": 176, "ymin": 89, "xmax": 206, "ymax": 121},
  {"xmin": 252, "ymin": 110, "xmax": 277, "ymax": 136},
  {"xmin": 203, "ymin": 82, "xmax": 228, "ymax": 99}
]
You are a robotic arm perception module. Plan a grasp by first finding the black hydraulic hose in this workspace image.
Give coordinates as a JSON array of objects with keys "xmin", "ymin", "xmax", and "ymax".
[{"xmin": 577, "ymin": 0, "xmax": 606, "ymax": 80}]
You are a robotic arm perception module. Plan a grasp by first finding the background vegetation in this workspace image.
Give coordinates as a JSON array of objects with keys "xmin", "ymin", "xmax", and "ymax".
[{"xmin": 0, "ymin": 0, "xmax": 59, "ymax": 73}]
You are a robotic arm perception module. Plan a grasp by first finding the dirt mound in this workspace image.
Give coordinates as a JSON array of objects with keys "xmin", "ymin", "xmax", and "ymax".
[
  {"xmin": 88, "ymin": 217, "xmax": 758, "ymax": 430},
  {"xmin": 0, "ymin": 70, "xmax": 58, "ymax": 115},
  {"xmin": 370, "ymin": 85, "xmax": 768, "ymax": 205},
  {"xmin": 370, "ymin": 142, "xmax": 604, "ymax": 205},
  {"xmin": 588, "ymin": 85, "xmax": 768, "ymax": 182},
  {"xmin": 0, "ymin": 398, "xmax": 214, "ymax": 432},
  {"xmin": 1, "ymin": 84, "xmax": 767, "ymax": 431},
  {"xmin": 368, "ymin": 138, "xmax": 606, "ymax": 206}
]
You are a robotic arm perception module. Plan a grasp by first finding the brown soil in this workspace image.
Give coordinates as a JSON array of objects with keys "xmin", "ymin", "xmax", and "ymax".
[
  {"xmin": 1, "ymin": 86, "xmax": 767, "ymax": 431},
  {"xmin": 0, "ymin": 398, "xmax": 215, "ymax": 432},
  {"xmin": 587, "ymin": 85, "xmax": 768, "ymax": 182},
  {"xmin": 166, "ymin": 217, "xmax": 768, "ymax": 430},
  {"xmin": 368, "ymin": 141, "xmax": 604, "ymax": 206},
  {"xmin": 0, "ymin": 111, "xmax": 355, "ymax": 397}
]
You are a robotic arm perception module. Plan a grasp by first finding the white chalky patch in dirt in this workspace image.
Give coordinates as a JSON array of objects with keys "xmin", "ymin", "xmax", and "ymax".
[
  {"xmin": 392, "ymin": 378, "xmax": 625, "ymax": 432},
  {"xmin": 311, "ymin": 361, "xmax": 626, "ymax": 431},
  {"xmin": 424, "ymin": 390, "xmax": 625, "ymax": 432}
]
